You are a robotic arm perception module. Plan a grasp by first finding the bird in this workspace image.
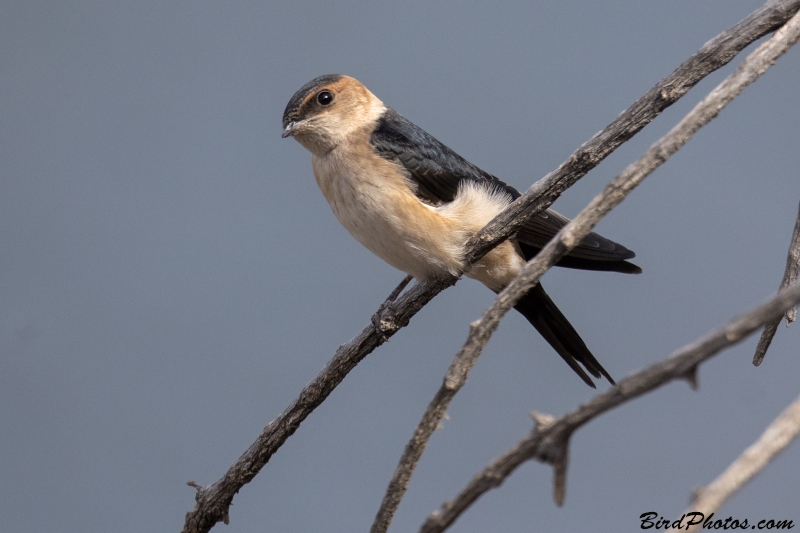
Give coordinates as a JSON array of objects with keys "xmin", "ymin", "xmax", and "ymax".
[{"xmin": 282, "ymin": 74, "xmax": 640, "ymax": 387}]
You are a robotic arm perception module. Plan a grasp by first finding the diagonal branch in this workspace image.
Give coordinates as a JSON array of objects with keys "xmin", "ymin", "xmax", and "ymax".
[
  {"xmin": 182, "ymin": 275, "xmax": 452, "ymax": 533},
  {"xmin": 371, "ymin": 9, "xmax": 800, "ymax": 533},
  {"xmin": 682, "ymin": 392, "xmax": 800, "ymax": 532},
  {"xmin": 753, "ymin": 200, "xmax": 800, "ymax": 365},
  {"xmin": 182, "ymin": 1, "xmax": 800, "ymax": 531},
  {"xmin": 421, "ymin": 284, "xmax": 800, "ymax": 533},
  {"xmin": 460, "ymin": 0, "xmax": 800, "ymax": 266}
]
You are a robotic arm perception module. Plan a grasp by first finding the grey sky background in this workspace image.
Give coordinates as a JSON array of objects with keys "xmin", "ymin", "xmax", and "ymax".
[{"xmin": 2, "ymin": 1, "xmax": 800, "ymax": 532}]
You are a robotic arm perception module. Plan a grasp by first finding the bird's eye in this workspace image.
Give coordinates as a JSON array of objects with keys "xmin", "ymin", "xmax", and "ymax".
[{"xmin": 316, "ymin": 90, "xmax": 334, "ymax": 106}]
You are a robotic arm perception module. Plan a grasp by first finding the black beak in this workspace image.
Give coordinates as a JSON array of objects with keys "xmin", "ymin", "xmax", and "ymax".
[{"xmin": 282, "ymin": 122, "xmax": 296, "ymax": 138}]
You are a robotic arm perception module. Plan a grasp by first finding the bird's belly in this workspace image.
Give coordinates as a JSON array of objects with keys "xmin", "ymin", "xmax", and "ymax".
[
  {"xmin": 312, "ymin": 152, "xmax": 524, "ymax": 287},
  {"xmin": 331, "ymin": 181, "xmax": 463, "ymax": 278}
]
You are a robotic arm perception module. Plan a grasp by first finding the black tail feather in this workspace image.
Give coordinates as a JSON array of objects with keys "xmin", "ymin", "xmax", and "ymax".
[
  {"xmin": 517, "ymin": 243, "xmax": 641, "ymax": 274},
  {"xmin": 514, "ymin": 283, "xmax": 615, "ymax": 388}
]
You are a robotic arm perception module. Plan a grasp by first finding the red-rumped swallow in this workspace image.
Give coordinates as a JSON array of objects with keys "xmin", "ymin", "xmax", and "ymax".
[{"xmin": 282, "ymin": 74, "xmax": 640, "ymax": 387}]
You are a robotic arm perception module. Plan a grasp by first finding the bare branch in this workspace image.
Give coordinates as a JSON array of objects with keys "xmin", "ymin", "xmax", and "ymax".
[
  {"xmin": 753, "ymin": 201, "xmax": 800, "ymax": 365},
  {"xmin": 421, "ymin": 284, "xmax": 800, "ymax": 533},
  {"xmin": 373, "ymin": 275, "xmax": 414, "ymax": 341},
  {"xmin": 182, "ymin": 2, "xmax": 800, "ymax": 531},
  {"xmin": 182, "ymin": 276, "xmax": 453, "ymax": 533},
  {"xmin": 682, "ymin": 393, "xmax": 800, "ymax": 532},
  {"xmin": 372, "ymin": 8, "xmax": 800, "ymax": 533},
  {"xmin": 461, "ymin": 0, "xmax": 800, "ymax": 267},
  {"xmin": 680, "ymin": 365, "xmax": 700, "ymax": 391}
]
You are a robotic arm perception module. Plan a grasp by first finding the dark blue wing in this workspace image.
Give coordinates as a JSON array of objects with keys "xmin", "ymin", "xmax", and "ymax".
[
  {"xmin": 370, "ymin": 108, "xmax": 639, "ymax": 270},
  {"xmin": 370, "ymin": 108, "xmax": 519, "ymax": 205}
]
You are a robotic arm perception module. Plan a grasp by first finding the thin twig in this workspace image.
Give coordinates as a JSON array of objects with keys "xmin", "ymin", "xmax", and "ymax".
[
  {"xmin": 420, "ymin": 285, "xmax": 800, "ymax": 533},
  {"xmin": 460, "ymin": 0, "xmax": 800, "ymax": 266},
  {"xmin": 682, "ymin": 393, "xmax": 800, "ymax": 532},
  {"xmin": 753, "ymin": 201, "xmax": 800, "ymax": 365},
  {"xmin": 182, "ymin": 2, "xmax": 800, "ymax": 531},
  {"xmin": 371, "ymin": 8, "xmax": 800, "ymax": 533}
]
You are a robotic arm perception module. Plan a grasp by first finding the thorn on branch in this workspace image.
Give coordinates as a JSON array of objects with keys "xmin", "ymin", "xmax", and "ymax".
[
  {"xmin": 680, "ymin": 365, "xmax": 699, "ymax": 390},
  {"xmin": 552, "ymin": 441, "xmax": 570, "ymax": 507},
  {"xmin": 690, "ymin": 486, "xmax": 704, "ymax": 505},
  {"xmin": 753, "ymin": 200, "xmax": 800, "ymax": 365},
  {"xmin": 530, "ymin": 411, "xmax": 556, "ymax": 431},
  {"xmin": 753, "ymin": 322, "xmax": 778, "ymax": 367}
]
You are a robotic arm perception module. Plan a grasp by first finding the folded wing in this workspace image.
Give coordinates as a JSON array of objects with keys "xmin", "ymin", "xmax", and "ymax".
[{"xmin": 370, "ymin": 108, "xmax": 639, "ymax": 273}]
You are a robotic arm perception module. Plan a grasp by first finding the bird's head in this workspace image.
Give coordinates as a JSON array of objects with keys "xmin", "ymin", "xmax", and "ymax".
[{"xmin": 282, "ymin": 74, "xmax": 385, "ymax": 156}]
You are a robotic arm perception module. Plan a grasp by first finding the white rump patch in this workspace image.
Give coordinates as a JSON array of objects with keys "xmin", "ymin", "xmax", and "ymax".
[{"xmin": 438, "ymin": 181, "xmax": 513, "ymax": 230}]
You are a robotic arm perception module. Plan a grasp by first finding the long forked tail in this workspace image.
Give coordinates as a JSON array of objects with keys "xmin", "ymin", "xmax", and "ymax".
[{"xmin": 513, "ymin": 283, "xmax": 614, "ymax": 388}]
